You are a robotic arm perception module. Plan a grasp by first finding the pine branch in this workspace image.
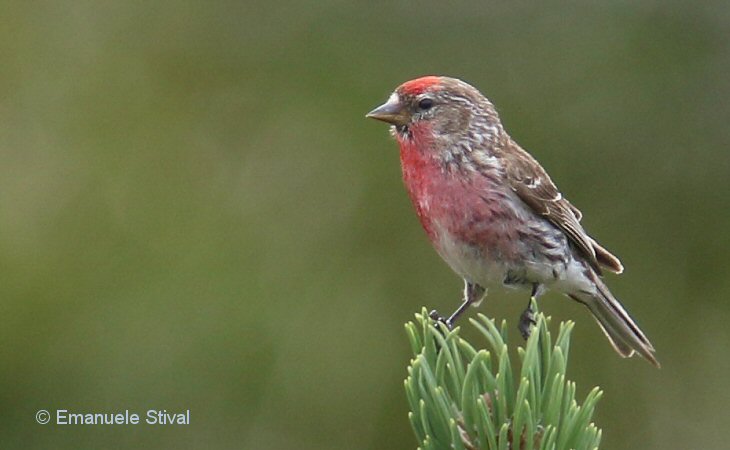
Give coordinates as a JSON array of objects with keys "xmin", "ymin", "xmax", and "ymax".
[{"xmin": 405, "ymin": 303, "xmax": 602, "ymax": 450}]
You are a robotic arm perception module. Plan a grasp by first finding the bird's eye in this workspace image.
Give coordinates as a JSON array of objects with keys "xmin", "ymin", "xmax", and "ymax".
[{"xmin": 418, "ymin": 98, "xmax": 434, "ymax": 110}]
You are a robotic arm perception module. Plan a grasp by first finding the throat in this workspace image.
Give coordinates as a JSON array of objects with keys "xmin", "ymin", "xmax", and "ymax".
[
  {"xmin": 392, "ymin": 124, "xmax": 410, "ymax": 140},
  {"xmin": 397, "ymin": 132, "xmax": 444, "ymax": 239}
]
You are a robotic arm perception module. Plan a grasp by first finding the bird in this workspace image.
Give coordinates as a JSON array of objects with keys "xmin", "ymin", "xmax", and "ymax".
[{"xmin": 366, "ymin": 76, "xmax": 658, "ymax": 367}]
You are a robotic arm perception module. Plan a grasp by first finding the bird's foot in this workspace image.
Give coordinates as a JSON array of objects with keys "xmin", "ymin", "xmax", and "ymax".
[
  {"xmin": 429, "ymin": 310, "xmax": 453, "ymax": 330},
  {"xmin": 518, "ymin": 305, "xmax": 537, "ymax": 340}
]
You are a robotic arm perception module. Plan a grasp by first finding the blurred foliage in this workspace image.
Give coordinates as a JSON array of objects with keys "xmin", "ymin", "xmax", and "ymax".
[
  {"xmin": 0, "ymin": 1, "xmax": 728, "ymax": 449},
  {"xmin": 406, "ymin": 307, "xmax": 602, "ymax": 450}
]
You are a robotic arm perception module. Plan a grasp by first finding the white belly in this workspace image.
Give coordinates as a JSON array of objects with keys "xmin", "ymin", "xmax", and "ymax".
[
  {"xmin": 431, "ymin": 220, "xmax": 594, "ymax": 295},
  {"xmin": 432, "ymin": 221, "xmax": 510, "ymax": 287}
]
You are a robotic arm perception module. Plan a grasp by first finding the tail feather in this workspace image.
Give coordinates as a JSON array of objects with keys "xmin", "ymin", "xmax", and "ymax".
[
  {"xmin": 570, "ymin": 274, "xmax": 659, "ymax": 367},
  {"xmin": 590, "ymin": 237, "xmax": 624, "ymax": 274}
]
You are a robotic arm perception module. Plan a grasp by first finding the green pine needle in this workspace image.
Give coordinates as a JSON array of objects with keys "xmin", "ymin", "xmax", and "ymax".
[{"xmin": 404, "ymin": 304, "xmax": 602, "ymax": 450}]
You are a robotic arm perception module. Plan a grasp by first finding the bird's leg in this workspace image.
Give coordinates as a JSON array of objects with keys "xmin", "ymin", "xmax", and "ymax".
[
  {"xmin": 430, "ymin": 280, "xmax": 486, "ymax": 329},
  {"xmin": 519, "ymin": 283, "xmax": 545, "ymax": 339}
]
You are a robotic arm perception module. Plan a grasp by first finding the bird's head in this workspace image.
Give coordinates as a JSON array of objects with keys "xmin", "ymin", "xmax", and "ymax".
[{"xmin": 366, "ymin": 76, "xmax": 502, "ymax": 145}]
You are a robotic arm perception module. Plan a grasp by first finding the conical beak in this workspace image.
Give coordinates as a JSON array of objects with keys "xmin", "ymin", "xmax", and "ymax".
[{"xmin": 366, "ymin": 95, "xmax": 409, "ymax": 126}]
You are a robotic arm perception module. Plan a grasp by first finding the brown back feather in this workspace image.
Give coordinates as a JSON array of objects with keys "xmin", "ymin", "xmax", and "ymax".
[{"xmin": 496, "ymin": 140, "xmax": 622, "ymax": 274}]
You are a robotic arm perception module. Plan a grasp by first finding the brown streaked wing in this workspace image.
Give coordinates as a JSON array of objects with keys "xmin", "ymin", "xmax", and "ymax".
[
  {"xmin": 567, "ymin": 200, "xmax": 583, "ymax": 221},
  {"xmin": 498, "ymin": 142, "xmax": 602, "ymax": 273}
]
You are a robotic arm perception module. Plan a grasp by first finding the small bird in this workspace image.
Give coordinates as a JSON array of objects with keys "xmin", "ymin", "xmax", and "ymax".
[{"xmin": 367, "ymin": 76, "xmax": 658, "ymax": 366}]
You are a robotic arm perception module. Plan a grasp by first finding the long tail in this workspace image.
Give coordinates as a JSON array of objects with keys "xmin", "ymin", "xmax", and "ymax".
[{"xmin": 569, "ymin": 272, "xmax": 659, "ymax": 367}]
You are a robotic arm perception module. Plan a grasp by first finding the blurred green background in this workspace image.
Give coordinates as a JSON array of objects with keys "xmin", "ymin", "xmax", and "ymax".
[{"xmin": 1, "ymin": 1, "xmax": 728, "ymax": 448}]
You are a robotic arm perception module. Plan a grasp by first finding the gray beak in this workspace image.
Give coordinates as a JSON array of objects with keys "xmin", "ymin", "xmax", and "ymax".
[{"xmin": 366, "ymin": 95, "xmax": 409, "ymax": 126}]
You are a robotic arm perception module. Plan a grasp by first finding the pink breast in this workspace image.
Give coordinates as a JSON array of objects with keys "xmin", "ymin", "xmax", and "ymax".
[{"xmin": 397, "ymin": 132, "xmax": 519, "ymax": 260}]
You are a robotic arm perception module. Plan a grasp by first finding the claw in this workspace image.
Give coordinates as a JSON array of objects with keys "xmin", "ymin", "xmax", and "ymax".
[
  {"xmin": 518, "ymin": 304, "xmax": 537, "ymax": 340},
  {"xmin": 429, "ymin": 310, "xmax": 453, "ymax": 329}
]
